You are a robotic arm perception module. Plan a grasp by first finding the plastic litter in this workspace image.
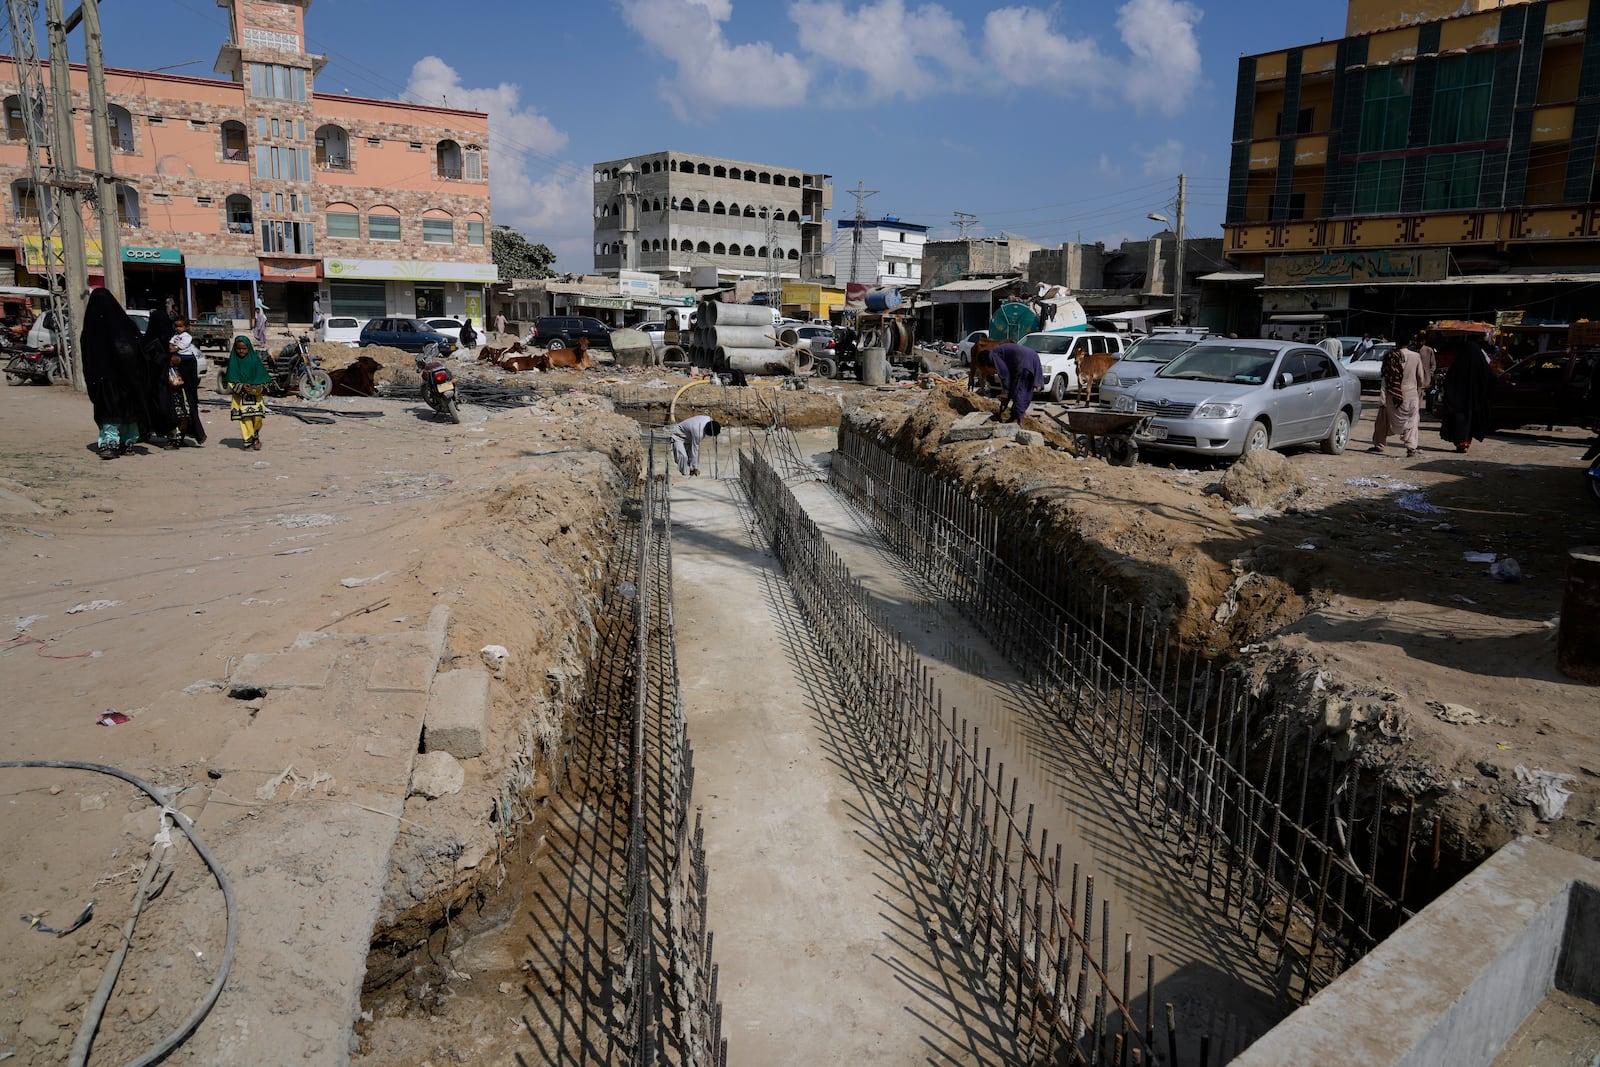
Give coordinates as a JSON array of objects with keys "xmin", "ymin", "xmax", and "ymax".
[
  {"xmin": 1396, "ymin": 492, "xmax": 1443, "ymax": 515},
  {"xmin": 96, "ymin": 710, "xmax": 131, "ymax": 726},
  {"xmin": 339, "ymin": 571, "xmax": 390, "ymax": 588},
  {"xmin": 1463, "ymin": 551, "xmax": 1497, "ymax": 563},
  {"xmin": 1515, "ymin": 765, "xmax": 1578, "ymax": 821},
  {"xmin": 480, "ymin": 644, "xmax": 509, "ymax": 669},
  {"xmin": 66, "ymin": 599, "xmax": 122, "ymax": 614},
  {"xmin": 1489, "ymin": 557, "xmax": 1523, "ymax": 582}
]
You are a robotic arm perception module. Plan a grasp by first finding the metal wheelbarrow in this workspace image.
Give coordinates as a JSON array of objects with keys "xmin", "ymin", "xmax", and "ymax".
[{"xmin": 1043, "ymin": 406, "xmax": 1150, "ymax": 466}]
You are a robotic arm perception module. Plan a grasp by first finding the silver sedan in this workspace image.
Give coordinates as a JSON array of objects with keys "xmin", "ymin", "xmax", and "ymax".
[{"xmin": 1113, "ymin": 339, "xmax": 1363, "ymax": 458}]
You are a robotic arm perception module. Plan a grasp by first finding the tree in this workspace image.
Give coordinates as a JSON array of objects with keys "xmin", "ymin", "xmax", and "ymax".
[{"xmin": 491, "ymin": 225, "xmax": 557, "ymax": 280}]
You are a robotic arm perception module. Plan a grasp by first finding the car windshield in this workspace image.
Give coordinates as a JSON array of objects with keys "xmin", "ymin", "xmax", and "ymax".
[
  {"xmin": 328, "ymin": 318, "xmax": 357, "ymax": 328},
  {"xmin": 1355, "ymin": 345, "xmax": 1392, "ymax": 363},
  {"xmin": 1156, "ymin": 345, "xmax": 1279, "ymax": 385},
  {"xmin": 1122, "ymin": 338, "xmax": 1197, "ymax": 363},
  {"xmin": 1021, "ymin": 333, "xmax": 1075, "ymax": 354}
]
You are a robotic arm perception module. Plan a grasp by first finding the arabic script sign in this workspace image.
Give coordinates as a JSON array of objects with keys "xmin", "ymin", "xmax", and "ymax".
[{"xmin": 1265, "ymin": 249, "xmax": 1448, "ymax": 287}]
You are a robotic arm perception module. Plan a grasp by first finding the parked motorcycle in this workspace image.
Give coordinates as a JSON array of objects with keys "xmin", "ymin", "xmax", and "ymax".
[
  {"xmin": 416, "ymin": 343, "xmax": 461, "ymax": 423},
  {"xmin": 216, "ymin": 333, "xmax": 331, "ymax": 400},
  {"xmin": 3, "ymin": 341, "xmax": 64, "ymax": 385}
]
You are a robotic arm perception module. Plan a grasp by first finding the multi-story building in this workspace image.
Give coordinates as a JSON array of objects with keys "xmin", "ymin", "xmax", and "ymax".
[
  {"xmin": 834, "ymin": 217, "xmax": 927, "ymax": 286},
  {"xmin": 591, "ymin": 152, "xmax": 832, "ymax": 287},
  {"xmin": 1221, "ymin": 0, "xmax": 1600, "ymax": 339},
  {"xmin": 0, "ymin": 0, "xmax": 496, "ymax": 327}
]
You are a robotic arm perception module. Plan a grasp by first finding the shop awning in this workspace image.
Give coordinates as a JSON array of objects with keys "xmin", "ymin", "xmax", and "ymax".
[
  {"xmin": 928, "ymin": 278, "xmax": 1015, "ymax": 304},
  {"xmin": 186, "ymin": 255, "xmax": 260, "ymax": 281},
  {"xmin": 1096, "ymin": 308, "xmax": 1173, "ymax": 323},
  {"xmin": 1197, "ymin": 271, "xmax": 1263, "ymax": 283}
]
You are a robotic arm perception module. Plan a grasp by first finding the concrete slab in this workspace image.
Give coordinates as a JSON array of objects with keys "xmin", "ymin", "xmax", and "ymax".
[
  {"xmin": 365, "ymin": 638, "xmax": 440, "ymax": 692},
  {"xmin": 422, "ymin": 669, "xmax": 491, "ymax": 759},
  {"xmin": 229, "ymin": 650, "xmax": 336, "ymax": 690}
]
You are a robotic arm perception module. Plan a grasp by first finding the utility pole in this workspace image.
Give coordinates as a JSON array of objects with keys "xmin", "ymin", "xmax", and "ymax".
[
  {"xmin": 846, "ymin": 180, "xmax": 877, "ymax": 286},
  {"xmin": 82, "ymin": 0, "xmax": 123, "ymax": 303},
  {"xmin": 952, "ymin": 211, "xmax": 977, "ymax": 239},
  {"xmin": 764, "ymin": 213, "xmax": 779, "ymax": 308},
  {"xmin": 44, "ymin": 0, "xmax": 91, "ymax": 391},
  {"xmin": 1173, "ymin": 173, "xmax": 1187, "ymax": 325}
]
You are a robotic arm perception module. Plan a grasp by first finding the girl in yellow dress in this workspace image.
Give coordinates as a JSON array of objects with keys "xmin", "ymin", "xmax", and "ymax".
[{"xmin": 226, "ymin": 335, "xmax": 271, "ymax": 450}]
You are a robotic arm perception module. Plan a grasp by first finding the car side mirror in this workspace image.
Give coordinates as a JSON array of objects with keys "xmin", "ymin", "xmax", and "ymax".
[{"xmin": 1278, "ymin": 371, "xmax": 1295, "ymax": 388}]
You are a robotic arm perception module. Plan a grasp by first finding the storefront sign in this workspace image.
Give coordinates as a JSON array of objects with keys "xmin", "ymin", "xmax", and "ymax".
[
  {"xmin": 324, "ymin": 257, "xmax": 498, "ymax": 283},
  {"xmin": 660, "ymin": 294, "xmax": 696, "ymax": 306},
  {"xmin": 260, "ymin": 260, "xmax": 322, "ymax": 280},
  {"xmin": 122, "ymin": 246, "xmax": 182, "ymax": 264},
  {"xmin": 618, "ymin": 269, "xmax": 660, "ymax": 300},
  {"xmin": 1264, "ymin": 249, "xmax": 1448, "ymax": 287},
  {"xmin": 187, "ymin": 266, "xmax": 260, "ymax": 281},
  {"xmin": 21, "ymin": 236, "xmax": 103, "ymax": 272},
  {"xmin": 578, "ymin": 295, "xmax": 632, "ymax": 310}
]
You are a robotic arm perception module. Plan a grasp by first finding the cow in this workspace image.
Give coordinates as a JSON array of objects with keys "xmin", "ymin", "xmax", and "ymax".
[
  {"xmin": 543, "ymin": 336, "xmax": 592, "ymax": 371},
  {"xmin": 479, "ymin": 341, "xmax": 527, "ymax": 365},
  {"xmin": 329, "ymin": 355, "xmax": 383, "ymax": 397},
  {"xmin": 1074, "ymin": 351, "xmax": 1119, "ymax": 405},
  {"xmin": 498, "ymin": 353, "xmax": 543, "ymax": 373},
  {"xmin": 967, "ymin": 337, "xmax": 1002, "ymax": 394}
]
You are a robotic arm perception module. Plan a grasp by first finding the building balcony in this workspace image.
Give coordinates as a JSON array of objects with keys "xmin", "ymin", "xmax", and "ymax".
[{"xmin": 317, "ymin": 157, "xmax": 350, "ymax": 172}]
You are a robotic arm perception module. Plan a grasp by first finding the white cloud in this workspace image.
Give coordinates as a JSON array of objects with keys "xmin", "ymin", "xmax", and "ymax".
[
  {"xmin": 1116, "ymin": 0, "xmax": 1203, "ymax": 114},
  {"xmin": 1140, "ymin": 138, "xmax": 1185, "ymax": 177},
  {"xmin": 791, "ymin": 0, "xmax": 972, "ymax": 98},
  {"xmin": 980, "ymin": 7, "xmax": 1104, "ymax": 86},
  {"xmin": 403, "ymin": 58, "xmax": 592, "ymax": 270},
  {"xmin": 621, "ymin": 0, "xmax": 810, "ymax": 117}
]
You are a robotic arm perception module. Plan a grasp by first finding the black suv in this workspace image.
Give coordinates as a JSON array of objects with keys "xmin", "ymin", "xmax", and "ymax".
[{"xmin": 529, "ymin": 315, "xmax": 612, "ymax": 350}]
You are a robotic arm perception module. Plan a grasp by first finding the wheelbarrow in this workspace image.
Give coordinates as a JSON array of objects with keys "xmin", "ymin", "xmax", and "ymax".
[{"xmin": 1043, "ymin": 406, "xmax": 1150, "ymax": 466}]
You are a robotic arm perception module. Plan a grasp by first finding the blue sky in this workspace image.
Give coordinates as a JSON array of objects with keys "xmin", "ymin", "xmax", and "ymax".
[{"xmin": 71, "ymin": 0, "xmax": 1348, "ymax": 272}]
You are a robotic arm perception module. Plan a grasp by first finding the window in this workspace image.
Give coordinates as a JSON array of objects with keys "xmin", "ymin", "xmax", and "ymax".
[
  {"xmin": 1359, "ymin": 66, "xmax": 1412, "ymax": 153},
  {"xmin": 107, "ymin": 104, "xmax": 133, "ymax": 153},
  {"xmin": 255, "ymin": 146, "xmax": 310, "ymax": 181},
  {"xmin": 249, "ymin": 62, "xmax": 306, "ymax": 101},
  {"xmin": 368, "ymin": 210, "xmax": 401, "ymax": 241},
  {"xmin": 221, "ymin": 120, "xmax": 248, "ymax": 162},
  {"xmin": 463, "ymin": 145, "xmax": 481, "ymax": 181},
  {"xmin": 226, "ymin": 193, "xmax": 253, "ymax": 233},
  {"xmin": 435, "ymin": 139, "xmax": 463, "ymax": 180},
  {"xmin": 261, "ymin": 220, "xmax": 315, "ymax": 255},
  {"xmin": 467, "ymin": 219, "xmax": 485, "ymax": 245},
  {"xmin": 326, "ymin": 205, "xmax": 360, "ymax": 238},
  {"xmin": 115, "ymin": 185, "xmax": 140, "ymax": 227},
  {"xmin": 192, "ymin": 195, "xmax": 208, "ymax": 206},
  {"xmin": 10, "ymin": 178, "xmax": 40, "ymax": 219},
  {"xmin": 315, "ymin": 124, "xmax": 350, "ymax": 170},
  {"xmin": 367, "ymin": 136, "xmax": 382, "ymax": 147},
  {"xmin": 1268, "ymin": 191, "xmax": 1307, "ymax": 220},
  {"xmin": 1354, "ymin": 159, "xmax": 1405, "ymax": 214},
  {"xmin": 1431, "ymin": 52, "xmax": 1494, "ymax": 145},
  {"xmin": 423, "ymin": 216, "xmax": 454, "ymax": 243},
  {"xmin": 1422, "ymin": 151, "xmax": 1483, "ymax": 210},
  {"xmin": 4, "ymin": 95, "xmax": 26, "ymax": 140}
]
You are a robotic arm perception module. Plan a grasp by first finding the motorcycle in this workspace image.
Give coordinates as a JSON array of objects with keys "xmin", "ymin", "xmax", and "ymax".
[
  {"xmin": 416, "ymin": 342, "xmax": 461, "ymax": 423},
  {"xmin": 216, "ymin": 333, "xmax": 331, "ymax": 400},
  {"xmin": 3, "ymin": 341, "xmax": 64, "ymax": 385}
]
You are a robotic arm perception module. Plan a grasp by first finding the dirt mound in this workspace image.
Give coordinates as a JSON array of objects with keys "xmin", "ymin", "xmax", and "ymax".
[{"xmin": 1216, "ymin": 449, "xmax": 1308, "ymax": 511}]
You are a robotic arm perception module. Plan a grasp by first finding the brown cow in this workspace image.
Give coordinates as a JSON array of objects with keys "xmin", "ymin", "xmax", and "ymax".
[
  {"xmin": 967, "ymin": 337, "xmax": 1002, "ymax": 394},
  {"xmin": 329, "ymin": 355, "xmax": 383, "ymax": 397},
  {"xmin": 544, "ymin": 336, "xmax": 592, "ymax": 371},
  {"xmin": 499, "ymin": 354, "xmax": 543, "ymax": 373},
  {"xmin": 479, "ymin": 341, "xmax": 526, "ymax": 365},
  {"xmin": 1074, "ymin": 351, "xmax": 1119, "ymax": 405}
]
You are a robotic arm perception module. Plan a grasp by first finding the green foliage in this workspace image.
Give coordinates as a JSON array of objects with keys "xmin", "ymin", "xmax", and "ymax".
[{"xmin": 491, "ymin": 225, "xmax": 556, "ymax": 279}]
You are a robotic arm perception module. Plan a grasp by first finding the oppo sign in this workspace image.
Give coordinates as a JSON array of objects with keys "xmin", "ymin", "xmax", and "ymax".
[{"xmin": 122, "ymin": 247, "xmax": 181, "ymax": 264}]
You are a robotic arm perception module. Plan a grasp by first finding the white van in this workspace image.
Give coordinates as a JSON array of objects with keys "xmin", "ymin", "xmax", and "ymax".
[{"xmin": 315, "ymin": 315, "xmax": 366, "ymax": 347}]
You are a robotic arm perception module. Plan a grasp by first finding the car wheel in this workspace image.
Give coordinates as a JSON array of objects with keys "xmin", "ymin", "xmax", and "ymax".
[
  {"xmin": 1243, "ymin": 419, "xmax": 1271, "ymax": 453},
  {"xmin": 1047, "ymin": 374, "xmax": 1068, "ymax": 404},
  {"xmin": 1320, "ymin": 410, "xmax": 1351, "ymax": 455},
  {"xmin": 814, "ymin": 357, "xmax": 836, "ymax": 380},
  {"xmin": 547, "ymin": 338, "xmax": 566, "ymax": 350}
]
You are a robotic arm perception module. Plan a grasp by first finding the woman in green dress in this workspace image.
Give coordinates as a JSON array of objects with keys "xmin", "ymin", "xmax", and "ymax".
[{"xmin": 226, "ymin": 335, "xmax": 271, "ymax": 450}]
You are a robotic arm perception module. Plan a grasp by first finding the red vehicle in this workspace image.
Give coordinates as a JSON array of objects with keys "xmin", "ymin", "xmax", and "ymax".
[{"xmin": 1490, "ymin": 349, "xmax": 1600, "ymax": 431}]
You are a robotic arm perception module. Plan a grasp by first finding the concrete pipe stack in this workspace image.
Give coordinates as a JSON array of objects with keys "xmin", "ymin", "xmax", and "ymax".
[{"xmin": 689, "ymin": 300, "xmax": 810, "ymax": 376}]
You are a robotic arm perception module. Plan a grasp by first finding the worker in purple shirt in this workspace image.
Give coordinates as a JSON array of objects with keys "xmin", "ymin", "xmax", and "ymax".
[{"xmin": 988, "ymin": 341, "xmax": 1044, "ymax": 423}]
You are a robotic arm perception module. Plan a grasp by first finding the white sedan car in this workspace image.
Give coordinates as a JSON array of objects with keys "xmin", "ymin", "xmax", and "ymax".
[{"xmin": 956, "ymin": 329, "xmax": 988, "ymax": 365}]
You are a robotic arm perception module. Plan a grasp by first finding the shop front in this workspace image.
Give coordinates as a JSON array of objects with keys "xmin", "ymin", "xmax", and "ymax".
[
  {"xmin": 121, "ymin": 246, "xmax": 183, "ymax": 314},
  {"xmin": 323, "ymin": 257, "xmax": 497, "ymax": 324},
  {"xmin": 19, "ymin": 236, "xmax": 105, "ymax": 290},
  {"xmin": 185, "ymin": 255, "xmax": 260, "ymax": 322},
  {"xmin": 561, "ymin": 294, "xmax": 630, "ymax": 326},
  {"xmin": 259, "ymin": 260, "xmax": 322, "ymax": 326}
]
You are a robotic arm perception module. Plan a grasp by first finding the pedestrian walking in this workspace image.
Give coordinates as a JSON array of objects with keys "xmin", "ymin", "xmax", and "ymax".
[
  {"xmin": 253, "ymin": 303, "xmax": 268, "ymax": 345},
  {"xmin": 493, "ymin": 311, "xmax": 506, "ymax": 338},
  {"xmin": 669, "ymin": 414, "xmax": 721, "ymax": 476},
  {"xmin": 225, "ymin": 335, "xmax": 270, "ymax": 451},
  {"xmin": 80, "ymin": 289, "xmax": 154, "ymax": 459},
  {"xmin": 1368, "ymin": 340, "xmax": 1428, "ymax": 456},
  {"xmin": 459, "ymin": 318, "xmax": 478, "ymax": 349},
  {"xmin": 168, "ymin": 317, "xmax": 207, "ymax": 446},
  {"xmin": 987, "ymin": 341, "xmax": 1044, "ymax": 423},
  {"xmin": 1438, "ymin": 345, "xmax": 1496, "ymax": 453},
  {"xmin": 142, "ymin": 307, "xmax": 181, "ymax": 443}
]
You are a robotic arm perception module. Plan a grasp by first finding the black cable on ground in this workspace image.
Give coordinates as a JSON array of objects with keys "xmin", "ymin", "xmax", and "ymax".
[{"xmin": 0, "ymin": 760, "xmax": 237, "ymax": 1067}]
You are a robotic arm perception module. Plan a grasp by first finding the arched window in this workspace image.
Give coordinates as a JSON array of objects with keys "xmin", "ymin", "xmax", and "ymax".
[
  {"xmin": 651, "ymin": 198, "xmax": 661, "ymax": 211},
  {"xmin": 713, "ymin": 242, "xmax": 726, "ymax": 255},
  {"xmin": 787, "ymin": 248, "xmax": 800, "ymax": 259},
  {"xmin": 713, "ymin": 201, "xmax": 726, "ymax": 215},
  {"xmin": 462, "ymin": 144, "xmax": 482, "ymax": 181},
  {"xmin": 465, "ymin": 211, "xmax": 485, "ymax": 246},
  {"xmin": 3, "ymin": 95, "xmax": 25, "ymax": 141},
  {"xmin": 743, "ymin": 245, "xmax": 755, "ymax": 256},
  {"xmin": 696, "ymin": 241, "xmax": 710, "ymax": 253},
  {"xmin": 744, "ymin": 169, "xmax": 756, "ymax": 181},
  {"xmin": 758, "ymin": 172, "xmax": 771, "ymax": 184},
  {"xmin": 10, "ymin": 178, "xmax": 40, "ymax": 219},
  {"xmin": 107, "ymin": 104, "xmax": 133, "ymax": 153},
  {"xmin": 696, "ymin": 162, "xmax": 710, "ymax": 175},
  {"xmin": 727, "ymin": 201, "xmax": 740, "ymax": 216},
  {"xmin": 652, "ymin": 238, "xmax": 662, "ymax": 252},
  {"xmin": 367, "ymin": 204, "xmax": 401, "ymax": 241},
  {"xmin": 713, "ymin": 165, "xmax": 726, "ymax": 178},
  {"xmin": 742, "ymin": 205, "xmax": 756, "ymax": 217},
  {"xmin": 757, "ymin": 246, "xmax": 767, "ymax": 258},
  {"xmin": 422, "ymin": 208, "xmax": 454, "ymax": 244},
  {"xmin": 115, "ymin": 184, "xmax": 140, "ymax": 227},
  {"xmin": 680, "ymin": 158, "xmax": 693, "ymax": 172},
  {"xmin": 786, "ymin": 210, "xmax": 800, "ymax": 222},
  {"xmin": 594, "ymin": 170, "xmax": 605, "ymax": 183},
  {"xmin": 221, "ymin": 120, "xmax": 248, "ymax": 162},
  {"xmin": 225, "ymin": 193, "xmax": 253, "ymax": 233},
  {"xmin": 788, "ymin": 175, "xmax": 802, "ymax": 188},
  {"xmin": 325, "ymin": 200, "xmax": 359, "ymax": 239},
  {"xmin": 435, "ymin": 139, "xmax": 463, "ymax": 180},
  {"xmin": 314, "ymin": 124, "xmax": 348, "ymax": 170},
  {"xmin": 697, "ymin": 199, "xmax": 710, "ymax": 212},
  {"xmin": 728, "ymin": 244, "xmax": 740, "ymax": 256},
  {"xmin": 758, "ymin": 206, "xmax": 768, "ymax": 219},
  {"xmin": 670, "ymin": 160, "xmax": 678, "ymax": 172}
]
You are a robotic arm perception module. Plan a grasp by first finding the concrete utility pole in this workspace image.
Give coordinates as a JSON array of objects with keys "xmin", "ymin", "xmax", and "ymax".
[
  {"xmin": 952, "ymin": 211, "xmax": 978, "ymax": 238},
  {"xmin": 846, "ymin": 180, "xmax": 877, "ymax": 286},
  {"xmin": 44, "ymin": 0, "xmax": 91, "ymax": 390},
  {"xmin": 81, "ymin": 0, "xmax": 123, "ymax": 302},
  {"xmin": 1174, "ymin": 173, "xmax": 1187, "ymax": 325}
]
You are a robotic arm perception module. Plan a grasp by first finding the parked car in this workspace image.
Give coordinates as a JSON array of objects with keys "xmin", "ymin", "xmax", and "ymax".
[
  {"xmin": 528, "ymin": 315, "xmax": 612, "ymax": 350},
  {"xmin": 424, "ymin": 317, "xmax": 464, "ymax": 343},
  {"xmin": 1491, "ymin": 349, "xmax": 1600, "ymax": 431},
  {"xmin": 790, "ymin": 324, "xmax": 837, "ymax": 356},
  {"xmin": 1345, "ymin": 342, "xmax": 1396, "ymax": 391},
  {"xmin": 315, "ymin": 315, "xmax": 366, "ymax": 347},
  {"xmin": 1020, "ymin": 331, "xmax": 1128, "ymax": 403},
  {"xmin": 955, "ymin": 329, "xmax": 988, "ymax": 365},
  {"xmin": 1098, "ymin": 332, "xmax": 1209, "ymax": 404},
  {"xmin": 359, "ymin": 317, "xmax": 458, "ymax": 355},
  {"xmin": 636, "ymin": 321, "xmax": 667, "ymax": 350},
  {"xmin": 1113, "ymin": 338, "xmax": 1362, "ymax": 458},
  {"xmin": 126, "ymin": 309, "xmax": 150, "ymax": 337}
]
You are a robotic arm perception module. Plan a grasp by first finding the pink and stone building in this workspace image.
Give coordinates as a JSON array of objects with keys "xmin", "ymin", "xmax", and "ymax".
[{"xmin": 0, "ymin": 0, "xmax": 496, "ymax": 327}]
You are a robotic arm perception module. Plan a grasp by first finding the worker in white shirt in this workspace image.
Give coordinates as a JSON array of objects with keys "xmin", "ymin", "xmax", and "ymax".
[{"xmin": 669, "ymin": 414, "xmax": 721, "ymax": 476}]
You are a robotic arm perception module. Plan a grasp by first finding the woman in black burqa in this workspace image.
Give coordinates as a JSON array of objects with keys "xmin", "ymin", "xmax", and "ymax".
[
  {"xmin": 81, "ymin": 289, "xmax": 153, "ymax": 459},
  {"xmin": 142, "ymin": 306, "xmax": 180, "ymax": 444},
  {"xmin": 1438, "ymin": 343, "xmax": 1497, "ymax": 453}
]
